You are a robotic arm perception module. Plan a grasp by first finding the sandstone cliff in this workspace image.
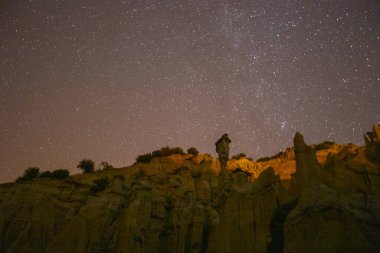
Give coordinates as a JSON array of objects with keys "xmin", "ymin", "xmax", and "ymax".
[
  {"xmin": 0, "ymin": 127, "xmax": 379, "ymax": 253},
  {"xmin": 283, "ymin": 130, "xmax": 380, "ymax": 253}
]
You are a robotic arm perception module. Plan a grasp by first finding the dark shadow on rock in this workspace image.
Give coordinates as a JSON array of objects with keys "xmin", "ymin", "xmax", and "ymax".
[{"xmin": 267, "ymin": 200, "xmax": 298, "ymax": 253}]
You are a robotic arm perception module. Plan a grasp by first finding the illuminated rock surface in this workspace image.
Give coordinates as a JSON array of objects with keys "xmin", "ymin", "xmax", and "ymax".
[{"xmin": 0, "ymin": 128, "xmax": 379, "ymax": 253}]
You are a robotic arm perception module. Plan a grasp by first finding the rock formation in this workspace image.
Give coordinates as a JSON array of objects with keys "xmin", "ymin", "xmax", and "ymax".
[
  {"xmin": 364, "ymin": 123, "xmax": 380, "ymax": 164},
  {"xmin": 293, "ymin": 131, "xmax": 321, "ymax": 195},
  {"xmin": 215, "ymin": 133, "xmax": 231, "ymax": 176},
  {"xmin": 0, "ymin": 128, "xmax": 380, "ymax": 253},
  {"xmin": 283, "ymin": 130, "xmax": 380, "ymax": 253},
  {"xmin": 207, "ymin": 166, "xmax": 281, "ymax": 253}
]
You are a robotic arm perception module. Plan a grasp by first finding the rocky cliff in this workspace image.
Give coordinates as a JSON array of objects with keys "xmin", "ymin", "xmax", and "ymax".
[
  {"xmin": 0, "ymin": 126, "xmax": 379, "ymax": 253},
  {"xmin": 283, "ymin": 125, "xmax": 380, "ymax": 253}
]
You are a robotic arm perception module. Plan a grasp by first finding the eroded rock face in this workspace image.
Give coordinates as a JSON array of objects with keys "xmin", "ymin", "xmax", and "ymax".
[
  {"xmin": 283, "ymin": 131, "xmax": 380, "ymax": 253},
  {"xmin": 207, "ymin": 167, "xmax": 282, "ymax": 253},
  {"xmin": 293, "ymin": 132, "xmax": 321, "ymax": 195},
  {"xmin": 0, "ymin": 157, "xmax": 287, "ymax": 253},
  {"xmin": 364, "ymin": 123, "xmax": 380, "ymax": 164},
  {"xmin": 1, "ymin": 129, "xmax": 380, "ymax": 253}
]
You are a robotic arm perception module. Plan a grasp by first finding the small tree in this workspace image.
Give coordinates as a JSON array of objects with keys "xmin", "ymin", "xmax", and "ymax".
[
  {"xmin": 99, "ymin": 161, "xmax": 113, "ymax": 171},
  {"xmin": 136, "ymin": 146, "xmax": 186, "ymax": 163},
  {"xmin": 232, "ymin": 153, "xmax": 247, "ymax": 160},
  {"xmin": 77, "ymin": 159, "xmax": 95, "ymax": 174},
  {"xmin": 24, "ymin": 167, "xmax": 40, "ymax": 178},
  {"xmin": 187, "ymin": 147, "xmax": 199, "ymax": 156},
  {"xmin": 136, "ymin": 153, "xmax": 154, "ymax": 163},
  {"xmin": 90, "ymin": 177, "xmax": 110, "ymax": 193},
  {"xmin": 39, "ymin": 171, "xmax": 52, "ymax": 178},
  {"xmin": 39, "ymin": 169, "xmax": 70, "ymax": 179},
  {"xmin": 15, "ymin": 167, "xmax": 40, "ymax": 183},
  {"xmin": 51, "ymin": 169, "xmax": 70, "ymax": 179}
]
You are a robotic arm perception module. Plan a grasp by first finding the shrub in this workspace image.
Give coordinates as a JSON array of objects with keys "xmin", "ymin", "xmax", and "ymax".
[
  {"xmin": 39, "ymin": 171, "xmax": 52, "ymax": 178},
  {"xmin": 231, "ymin": 153, "xmax": 247, "ymax": 160},
  {"xmin": 256, "ymin": 151, "xmax": 284, "ymax": 162},
  {"xmin": 24, "ymin": 167, "xmax": 40, "ymax": 178},
  {"xmin": 15, "ymin": 167, "xmax": 40, "ymax": 183},
  {"xmin": 152, "ymin": 146, "xmax": 185, "ymax": 157},
  {"xmin": 315, "ymin": 141, "xmax": 335, "ymax": 151},
  {"xmin": 77, "ymin": 159, "xmax": 95, "ymax": 173},
  {"xmin": 187, "ymin": 147, "xmax": 199, "ymax": 156},
  {"xmin": 99, "ymin": 161, "xmax": 113, "ymax": 170},
  {"xmin": 51, "ymin": 169, "xmax": 70, "ymax": 179},
  {"xmin": 136, "ymin": 146, "xmax": 185, "ymax": 163},
  {"xmin": 90, "ymin": 177, "xmax": 110, "ymax": 193},
  {"xmin": 136, "ymin": 153, "xmax": 154, "ymax": 163},
  {"xmin": 39, "ymin": 169, "xmax": 70, "ymax": 179}
]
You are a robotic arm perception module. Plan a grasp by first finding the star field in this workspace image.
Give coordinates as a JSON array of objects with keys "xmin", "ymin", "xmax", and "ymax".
[{"xmin": 0, "ymin": 0, "xmax": 379, "ymax": 183}]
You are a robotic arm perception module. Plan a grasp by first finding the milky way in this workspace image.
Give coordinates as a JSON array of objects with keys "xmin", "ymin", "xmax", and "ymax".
[{"xmin": 0, "ymin": 0, "xmax": 379, "ymax": 183}]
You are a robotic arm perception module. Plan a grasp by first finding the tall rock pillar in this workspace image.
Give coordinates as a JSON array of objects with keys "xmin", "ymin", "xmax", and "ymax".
[
  {"xmin": 215, "ymin": 134, "xmax": 231, "ymax": 176},
  {"xmin": 294, "ymin": 132, "xmax": 321, "ymax": 195},
  {"xmin": 364, "ymin": 123, "xmax": 380, "ymax": 164}
]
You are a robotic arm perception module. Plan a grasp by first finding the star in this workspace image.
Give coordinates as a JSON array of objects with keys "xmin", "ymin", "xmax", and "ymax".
[{"xmin": 0, "ymin": 0, "xmax": 379, "ymax": 183}]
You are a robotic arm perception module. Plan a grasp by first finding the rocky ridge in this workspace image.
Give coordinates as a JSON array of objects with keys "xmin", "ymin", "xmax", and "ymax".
[{"xmin": 0, "ymin": 125, "xmax": 379, "ymax": 253}]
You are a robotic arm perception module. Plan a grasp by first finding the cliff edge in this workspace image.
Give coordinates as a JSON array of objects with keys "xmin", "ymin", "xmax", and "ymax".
[{"xmin": 0, "ymin": 126, "xmax": 379, "ymax": 253}]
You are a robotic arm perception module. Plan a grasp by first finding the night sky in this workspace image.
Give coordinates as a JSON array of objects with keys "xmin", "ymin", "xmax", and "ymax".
[{"xmin": 1, "ymin": 0, "xmax": 379, "ymax": 183}]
